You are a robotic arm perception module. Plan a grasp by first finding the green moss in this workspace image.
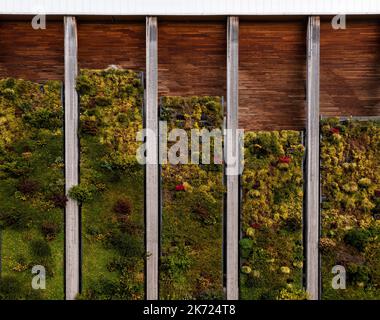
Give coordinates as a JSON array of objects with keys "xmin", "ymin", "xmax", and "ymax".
[
  {"xmin": 241, "ymin": 131, "xmax": 305, "ymax": 300},
  {"xmin": 160, "ymin": 96, "xmax": 224, "ymax": 300},
  {"xmin": 0, "ymin": 78, "xmax": 64, "ymax": 300},
  {"xmin": 76, "ymin": 69, "xmax": 144, "ymax": 300},
  {"xmin": 321, "ymin": 118, "xmax": 380, "ymax": 300}
]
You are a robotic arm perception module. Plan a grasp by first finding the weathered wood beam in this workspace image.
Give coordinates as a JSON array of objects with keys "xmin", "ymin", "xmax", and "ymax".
[
  {"xmin": 64, "ymin": 16, "xmax": 80, "ymax": 301},
  {"xmin": 226, "ymin": 16, "xmax": 239, "ymax": 300},
  {"xmin": 305, "ymin": 15, "xmax": 321, "ymax": 301},
  {"xmin": 145, "ymin": 16, "xmax": 159, "ymax": 300}
]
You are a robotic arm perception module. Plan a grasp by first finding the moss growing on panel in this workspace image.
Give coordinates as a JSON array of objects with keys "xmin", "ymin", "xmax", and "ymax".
[
  {"xmin": 159, "ymin": 97, "xmax": 224, "ymax": 300},
  {"xmin": 320, "ymin": 118, "xmax": 380, "ymax": 300},
  {"xmin": 74, "ymin": 69, "xmax": 145, "ymax": 300},
  {"xmin": 0, "ymin": 78, "xmax": 64, "ymax": 300},
  {"xmin": 240, "ymin": 131, "xmax": 306, "ymax": 300}
]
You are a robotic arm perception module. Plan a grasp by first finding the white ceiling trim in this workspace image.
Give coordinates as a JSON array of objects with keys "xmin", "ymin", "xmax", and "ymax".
[{"xmin": 0, "ymin": 0, "xmax": 379, "ymax": 16}]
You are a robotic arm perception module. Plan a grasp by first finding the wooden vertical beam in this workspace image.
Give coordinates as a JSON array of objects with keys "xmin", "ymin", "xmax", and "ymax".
[
  {"xmin": 226, "ymin": 16, "xmax": 239, "ymax": 300},
  {"xmin": 146, "ymin": 16, "xmax": 159, "ymax": 300},
  {"xmin": 64, "ymin": 16, "xmax": 80, "ymax": 300},
  {"xmin": 306, "ymin": 16, "xmax": 321, "ymax": 300}
]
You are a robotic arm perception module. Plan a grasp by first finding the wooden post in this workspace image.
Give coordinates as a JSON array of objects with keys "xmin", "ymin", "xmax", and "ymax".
[
  {"xmin": 226, "ymin": 16, "xmax": 239, "ymax": 300},
  {"xmin": 64, "ymin": 16, "xmax": 80, "ymax": 300},
  {"xmin": 146, "ymin": 16, "xmax": 159, "ymax": 300},
  {"xmin": 305, "ymin": 16, "xmax": 321, "ymax": 300}
]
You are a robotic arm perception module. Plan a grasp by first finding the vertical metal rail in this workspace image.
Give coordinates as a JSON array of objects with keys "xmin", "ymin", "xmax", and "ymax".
[
  {"xmin": 64, "ymin": 16, "xmax": 80, "ymax": 300},
  {"xmin": 226, "ymin": 16, "xmax": 239, "ymax": 300},
  {"xmin": 145, "ymin": 16, "xmax": 159, "ymax": 300},
  {"xmin": 305, "ymin": 16, "xmax": 321, "ymax": 300}
]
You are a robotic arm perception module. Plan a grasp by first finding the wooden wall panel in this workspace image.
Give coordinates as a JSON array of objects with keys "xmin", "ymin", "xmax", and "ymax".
[
  {"xmin": 0, "ymin": 21, "xmax": 64, "ymax": 81},
  {"xmin": 1, "ymin": 19, "xmax": 380, "ymax": 129},
  {"xmin": 77, "ymin": 22, "xmax": 145, "ymax": 72},
  {"xmin": 158, "ymin": 21, "xmax": 226, "ymax": 97},
  {"xmin": 239, "ymin": 21, "xmax": 307, "ymax": 131},
  {"xmin": 320, "ymin": 19, "xmax": 380, "ymax": 117}
]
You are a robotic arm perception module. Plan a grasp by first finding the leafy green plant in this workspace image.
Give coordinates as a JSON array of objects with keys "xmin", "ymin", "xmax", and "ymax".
[{"xmin": 68, "ymin": 184, "xmax": 94, "ymax": 203}]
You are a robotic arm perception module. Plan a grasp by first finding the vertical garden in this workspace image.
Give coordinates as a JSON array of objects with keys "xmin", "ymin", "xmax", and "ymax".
[
  {"xmin": 73, "ymin": 69, "xmax": 145, "ymax": 300},
  {"xmin": 159, "ymin": 97, "xmax": 224, "ymax": 299},
  {"xmin": 321, "ymin": 118, "xmax": 380, "ymax": 300},
  {"xmin": 0, "ymin": 78, "xmax": 64, "ymax": 300},
  {"xmin": 240, "ymin": 131, "xmax": 306, "ymax": 300}
]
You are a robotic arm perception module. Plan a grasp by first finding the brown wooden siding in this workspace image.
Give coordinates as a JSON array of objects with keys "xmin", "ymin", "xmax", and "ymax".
[
  {"xmin": 78, "ymin": 22, "xmax": 145, "ymax": 72},
  {"xmin": 158, "ymin": 21, "xmax": 226, "ymax": 97},
  {"xmin": 1, "ymin": 19, "xmax": 380, "ymax": 129},
  {"xmin": 239, "ymin": 21, "xmax": 307, "ymax": 131},
  {"xmin": 320, "ymin": 19, "xmax": 380, "ymax": 118},
  {"xmin": 0, "ymin": 21, "xmax": 64, "ymax": 81}
]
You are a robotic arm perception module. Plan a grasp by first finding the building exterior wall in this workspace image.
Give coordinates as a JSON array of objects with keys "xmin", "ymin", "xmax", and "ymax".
[
  {"xmin": 0, "ymin": 19, "xmax": 379, "ymax": 130},
  {"xmin": 239, "ymin": 20, "xmax": 307, "ymax": 131},
  {"xmin": 158, "ymin": 21, "xmax": 226, "ymax": 97},
  {"xmin": 78, "ymin": 22, "xmax": 145, "ymax": 72},
  {"xmin": 320, "ymin": 19, "xmax": 380, "ymax": 118},
  {"xmin": 0, "ymin": 21, "xmax": 64, "ymax": 81}
]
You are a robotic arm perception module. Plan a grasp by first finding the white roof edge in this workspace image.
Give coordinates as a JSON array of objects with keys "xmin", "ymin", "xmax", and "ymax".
[{"xmin": 0, "ymin": 0, "xmax": 379, "ymax": 16}]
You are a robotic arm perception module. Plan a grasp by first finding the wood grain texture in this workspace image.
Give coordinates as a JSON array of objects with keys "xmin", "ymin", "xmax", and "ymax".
[
  {"xmin": 320, "ymin": 19, "xmax": 380, "ymax": 118},
  {"xmin": 0, "ymin": 21, "xmax": 64, "ymax": 81},
  {"xmin": 1, "ymin": 20, "xmax": 380, "ymax": 130},
  {"xmin": 158, "ymin": 21, "xmax": 226, "ymax": 97},
  {"xmin": 239, "ymin": 20, "xmax": 307, "ymax": 131},
  {"xmin": 77, "ymin": 22, "xmax": 145, "ymax": 71}
]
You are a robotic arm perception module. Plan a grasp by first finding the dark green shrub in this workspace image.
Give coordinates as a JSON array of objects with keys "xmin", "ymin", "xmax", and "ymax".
[
  {"xmin": 347, "ymin": 264, "xmax": 371, "ymax": 285},
  {"xmin": 240, "ymin": 238, "xmax": 254, "ymax": 259},
  {"xmin": 76, "ymin": 75, "xmax": 96, "ymax": 96},
  {"xmin": 95, "ymin": 95, "xmax": 112, "ymax": 107},
  {"xmin": 0, "ymin": 276, "xmax": 23, "ymax": 300},
  {"xmin": 22, "ymin": 109, "xmax": 62, "ymax": 129},
  {"xmin": 107, "ymin": 231, "xmax": 144, "ymax": 258},
  {"xmin": 30, "ymin": 239, "xmax": 52, "ymax": 258},
  {"xmin": 0, "ymin": 208, "xmax": 32, "ymax": 230},
  {"xmin": 68, "ymin": 184, "xmax": 94, "ymax": 203},
  {"xmin": 344, "ymin": 228, "xmax": 372, "ymax": 252},
  {"xmin": 82, "ymin": 278, "xmax": 118, "ymax": 300}
]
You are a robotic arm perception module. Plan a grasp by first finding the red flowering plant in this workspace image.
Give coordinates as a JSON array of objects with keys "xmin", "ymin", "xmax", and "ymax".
[
  {"xmin": 330, "ymin": 127, "xmax": 340, "ymax": 135},
  {"xmin": 278, "ymin": 156, "xmax": 291, "ymax": 164},
  {"xmin": 175, "ymin": 184, "xmax": 185, "ymax": 191}
]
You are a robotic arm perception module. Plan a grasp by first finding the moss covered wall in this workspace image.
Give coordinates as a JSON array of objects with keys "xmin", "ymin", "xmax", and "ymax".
[
  {"xmin": 74, "ymin": 69, "xmax": 145, "ymax": 300},
  {"xmin": 0, "ymin": 78, "xmax": 64, "ymax": 300},
  {"xmin": 321, "ymin": 119, "xmax": 380, "ymax": 300},
  {"xmin": 240, "ymin": 131, "xmax": 306, "ymax": 300},
  {"xmin": 159, "ymin": 97, "xmax": 224, "ymax": 300}
]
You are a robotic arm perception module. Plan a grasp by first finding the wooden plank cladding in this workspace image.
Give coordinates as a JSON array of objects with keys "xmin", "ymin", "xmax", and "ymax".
[
  {"xmin": 158, "ymin": 21, "xmax": 226, "ymax": 97},
  {"xmin": 320, "ymin": 19, "xmax": 380, "ymax": 118},
  {"xmin": 1, "ymin": 19, "xmax": 380, "ymax": 129},
  {"xmin": 77, "ymin": 22, "xmax": 145, "ymax": 72},
  {"xmin": 239, "ymin": 20, "xmax": 307, "ymax": 131},
  {"xmin": 0, "ymin": 21, "xmax": 64, "ymax": 81}
]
